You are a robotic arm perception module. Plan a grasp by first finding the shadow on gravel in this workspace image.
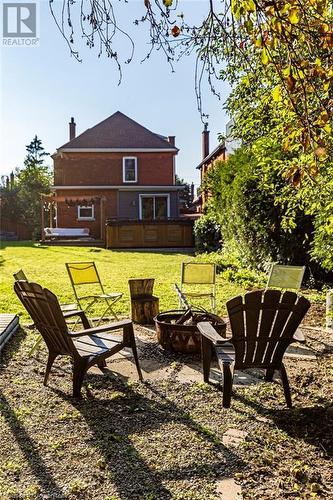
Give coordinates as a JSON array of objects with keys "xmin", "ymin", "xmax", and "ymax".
[
  {"xmin": 0, "ymin": 329, "xmax": 64, "ymax": 497},
  {"xmin": 234, "ymin": 392, "xmax": 333, "ymax": 457},
  {"xmin": 0, "ymin": 327, "xmax": 26, "ymax": 367},
  {"xmin": 51, "ymin": 375, "xmax": 246, "ymax": 500},
  {"xmin": 0, "ymin": 390, "xmax": 64, "ymax": 498},
  {"xmin": 270, "ymin": 406, "xmax": 333, "ymax": 457}
]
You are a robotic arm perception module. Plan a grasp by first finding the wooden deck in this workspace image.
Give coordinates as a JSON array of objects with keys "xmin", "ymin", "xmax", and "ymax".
[
  {"xmin": 0, "ymin": 314, "xmax": 20, "ymax": 352},
  {"xmin": 40, "ymin": 239, "xmax": 105, "ymax": 247},
  {"xmin": 106, "ymin": 219, "xmax": 194, "ymax": 249}
]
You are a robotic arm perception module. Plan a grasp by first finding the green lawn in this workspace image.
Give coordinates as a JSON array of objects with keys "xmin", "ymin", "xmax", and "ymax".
[{"xmin": 0, "ymin": 242, "xmax": 245, "ymax": 321}]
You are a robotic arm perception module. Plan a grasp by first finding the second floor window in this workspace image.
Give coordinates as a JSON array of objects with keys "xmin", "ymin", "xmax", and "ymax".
[{"xmin": 123, "ymin": 157, "xmax": 137, "ymax": 183}]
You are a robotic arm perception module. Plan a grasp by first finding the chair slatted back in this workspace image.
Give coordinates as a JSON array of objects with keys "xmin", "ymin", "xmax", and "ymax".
[
  {"xmin": 181, "ymin": 262, "xmax": 216, "ymax": 285},
  {"xmin": 227, "ymin": 290, "xmax": 310, "ymax": 369},
  {"xmin": 14, "ymin": 281, "xmax": 75, "ymax": 354}
]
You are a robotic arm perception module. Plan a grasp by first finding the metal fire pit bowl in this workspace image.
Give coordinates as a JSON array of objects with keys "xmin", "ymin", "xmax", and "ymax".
[{"xmin": 154, "ymin": 309, "xmax": 227, "ymax": 354}]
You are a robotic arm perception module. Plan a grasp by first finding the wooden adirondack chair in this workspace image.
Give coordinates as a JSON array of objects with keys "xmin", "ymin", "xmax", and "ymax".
[
  {"xmin": 13, "ymin": 269, "xmax": 78, "ymax": 356},
  {"xmin": 13, "ymin": 269, "xmax": 78, "ymax": 313},
  {"xmin": 198, "ymin": 289, "xmax": 310, "ymax": 408},
  {"xmin": 14, "ymin": 281, "xmax": 143, "ymax": 397}
]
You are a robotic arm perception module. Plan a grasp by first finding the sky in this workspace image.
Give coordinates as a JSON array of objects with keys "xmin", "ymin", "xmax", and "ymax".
[{"xmin": 0, "ymin": 0, "xmax": 231, "ymax": 188}]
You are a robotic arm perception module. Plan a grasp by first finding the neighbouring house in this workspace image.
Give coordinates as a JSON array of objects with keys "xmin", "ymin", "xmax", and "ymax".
[
  {"xmin": 50, "ymin": 111, "xmax": 194, "ymax": 248},
  {"xmin": 194, "ymin": 124, "xmax": 226, "ymax": 212}
]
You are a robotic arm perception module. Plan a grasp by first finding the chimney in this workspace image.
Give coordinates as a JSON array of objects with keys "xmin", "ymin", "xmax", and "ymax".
[
  {"xmin": 69, "ymin": 117, "xmax": 76, "ymax": 141},
  {"xmin": 168, "ymin": 136, "xmax": 175, "ymax": 147},
  {"xmin": 202, "ymin": 123, "xmax": 209, "ymax": 160}
]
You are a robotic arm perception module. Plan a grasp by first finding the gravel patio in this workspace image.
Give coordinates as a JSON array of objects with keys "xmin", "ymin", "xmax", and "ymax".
[{"xmin": 0, "ymin": 315, "xmax": 332, "ymax": 500}]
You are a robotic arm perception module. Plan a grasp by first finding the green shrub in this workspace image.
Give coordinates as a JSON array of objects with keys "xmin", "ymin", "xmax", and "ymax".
[
  {"xmin": 195, "ymin": 246, "xmax": 244, "ymax": 273},
  {"xmin": 220, "ymin": 267, "xmax": 265, "ymax": 288},
  {"xmin": 193, "ymin": 214, "xmax": 221, "ymax": 253},
  {"xmin": 195, "ymin": 246, "xmax": 266, "ymax": 288}
]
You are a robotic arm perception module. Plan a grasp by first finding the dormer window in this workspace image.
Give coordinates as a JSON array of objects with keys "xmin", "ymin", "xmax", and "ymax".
[{"xmin": 123, "ymin": 157, "xmax": 137, "ymax": 183}]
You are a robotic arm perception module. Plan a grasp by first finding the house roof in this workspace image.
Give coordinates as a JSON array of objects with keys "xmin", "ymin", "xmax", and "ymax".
[
  {"xmin": 59, "ymin": 111, "xmax": 178, "ymax": 151},
  {"xmin": 196, "ymin": 142, "xmax": 226, "ymax": 169}
]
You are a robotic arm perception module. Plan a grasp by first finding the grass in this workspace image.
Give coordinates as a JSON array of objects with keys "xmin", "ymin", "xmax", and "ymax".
[{"xmin": 0, "ymin": 241, "xmax": 245, "ymax": 321}]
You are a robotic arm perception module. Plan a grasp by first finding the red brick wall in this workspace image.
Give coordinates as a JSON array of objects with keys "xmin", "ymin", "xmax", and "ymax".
[
  {"xmin": 54, "ymin": 152, "xmax": 175, "ymax": 186},
  {"xmin": 55, "ymin": 189, "xmax": 117, "ymax": 239},
  {"xmin": 201, "ymin": 150, "xmax": 226, "ymax": 208}
]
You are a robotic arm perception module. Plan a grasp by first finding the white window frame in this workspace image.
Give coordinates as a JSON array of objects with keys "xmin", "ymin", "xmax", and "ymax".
[
  {"xmin": 77, "ymin": 205, "xmax": 95, "ymax": 221},
  {"xmin": 123, "ymin": 157, "xmax": 138, "ymax": 183},
  {"xmin": 139, "ymin": 194, "xmax": 170, "ymax": 220}
]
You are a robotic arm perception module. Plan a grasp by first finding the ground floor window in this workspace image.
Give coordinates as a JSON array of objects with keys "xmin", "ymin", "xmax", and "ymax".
[
  {"xmin": 77, "ymin": 205, "xmax": 94, "ymax": 221},
  {"xmin": 139, "ymin": 194, "xmax": 170, "ymax": 220}
]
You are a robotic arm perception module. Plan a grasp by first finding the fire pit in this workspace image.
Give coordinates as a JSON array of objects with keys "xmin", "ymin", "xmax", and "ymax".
[{"xmin": 154, "ymin": 309, "xmax": 227, "ymax": 354}]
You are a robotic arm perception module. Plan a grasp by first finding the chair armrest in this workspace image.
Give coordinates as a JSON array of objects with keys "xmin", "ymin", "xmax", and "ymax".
[
  {"xmin": 67, "ymin": 319, "xmax": 133, "ymax": 338},
  {"xmin": 293, "ymin": 329, "xmax": 306, "ymax": 343},
  {"xmin": 63, "ymin": 310, "xmax": 90, "ymax": 329},
  {"xmin": 197, "ymin": 321, "xmax": 228, "ymax": 346}
]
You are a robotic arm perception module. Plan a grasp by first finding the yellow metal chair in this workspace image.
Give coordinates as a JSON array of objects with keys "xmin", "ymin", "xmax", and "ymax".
[
  {"xmin": 66, "ymin": 262, "xmax": 122, "ymax": 325},
  {"xmin": 13, "ymin": 269, "xmax": 79, "ymax": 356},
  {"xmin": 266, "ymin": 264, "xmax": 306, "ymax": 291},
  {"xmin": 179, "ymin": 262, "xmax": 217, "ymax": 313}
]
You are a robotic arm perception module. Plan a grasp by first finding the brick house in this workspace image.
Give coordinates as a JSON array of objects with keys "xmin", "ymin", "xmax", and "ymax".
[
  {"xmin": 195, "ymin": 125, "xmax": 226, "ymax": 212},
  {"xmin": 51, "ymin": 112, "xmax": 193, "ymax": 247}
]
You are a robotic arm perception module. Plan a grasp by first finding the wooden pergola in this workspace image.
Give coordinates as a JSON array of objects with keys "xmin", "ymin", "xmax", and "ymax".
[{"xmin": 41, "ymin": 194, "xmax": 106, "ymax": 242}]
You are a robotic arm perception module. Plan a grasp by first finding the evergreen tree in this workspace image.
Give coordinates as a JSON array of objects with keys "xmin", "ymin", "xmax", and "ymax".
[
  {"xmin": 15, "ymin": 136, "xmax": 51, "ymax": 238},
  {"xmin": 24, "ymin": 135, "xmax": 49, "ymax": 167}
]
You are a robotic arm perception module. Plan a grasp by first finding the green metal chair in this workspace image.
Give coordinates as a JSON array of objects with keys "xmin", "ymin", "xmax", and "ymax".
[
  {"xmin": 66, "ymin": 262, "xmax": 122, "ymax": 325},
  {"xmin": 13, "ymin": 269, "xmax": 78, "ymax": 356},
  {"xmin": 266, "ymin": 264, "xmax": 306, "ymax": 291},
  {"xmin": 179, "ymin": 262, "xmax": 217, "ymax": 313},
  {"xmin": 13, "ymin": 270, "xmax": 27, "ymax": 281}
]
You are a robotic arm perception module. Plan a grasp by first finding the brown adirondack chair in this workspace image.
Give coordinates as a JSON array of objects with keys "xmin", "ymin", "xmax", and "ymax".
[
  {"xmin": 198, "ymin": 289, "xmax": 310, "ymax": 408},
  {"xmin": 14, "ymin": 281, "xmax": 143, "ymax": 397},
  {"xmin": 13, "ymin": 269, "xmax": 78, "ymax": 356}
]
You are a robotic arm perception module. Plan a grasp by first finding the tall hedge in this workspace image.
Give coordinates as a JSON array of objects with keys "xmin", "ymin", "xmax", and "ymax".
[{"xmin": 204, "ymin": 147, "xmax": 315, "ymax": 272}]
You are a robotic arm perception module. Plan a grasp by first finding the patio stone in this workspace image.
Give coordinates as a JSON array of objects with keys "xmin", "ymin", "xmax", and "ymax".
[
  {"xmin": 176, "ymin": 363, "xmax": 202, "ymax": 383},
  {"xmin": 89, "ymin": 328, "xmax": 320, "ymax": 392},
  {"xmin": 222, "ymin": 428, "xmax": 248, "ymax": 448},
  {"xmin": 285, "ymin": 343, "xmax": 317, "ymax": 360},
  {"xmin": 216, "ymin": 477, "xmax": 242, "ymax": 499}
]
